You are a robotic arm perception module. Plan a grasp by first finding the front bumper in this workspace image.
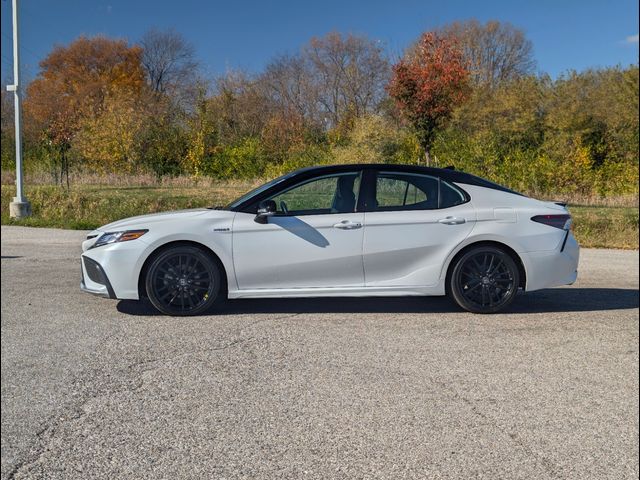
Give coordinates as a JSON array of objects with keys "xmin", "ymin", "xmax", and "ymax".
[
  {"xmin": 80, "ymin": 255, "xmax": 117, "ymax": 299},
  {"xmin": 80, "ymin": 237, "xmax": 150, "ymax": 299}
]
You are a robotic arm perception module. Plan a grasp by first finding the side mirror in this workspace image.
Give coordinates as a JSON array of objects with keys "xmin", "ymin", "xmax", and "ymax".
[{"xmin": 254, "ymin": 200, "xmax": 276, "ymax": 224}]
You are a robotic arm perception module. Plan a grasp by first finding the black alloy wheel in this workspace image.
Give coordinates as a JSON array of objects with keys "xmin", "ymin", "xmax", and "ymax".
[
  {"xmin": 450, "ymin": 246, "xmax": 520, "ymax": 313},
  {"xmin": 145, "ymin": 246, "xmax": 221, "ymax": 316}
]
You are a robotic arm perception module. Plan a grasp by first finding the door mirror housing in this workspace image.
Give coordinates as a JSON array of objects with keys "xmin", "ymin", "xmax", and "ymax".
[{"xmin": 254, "ymin": 200, "xmax": 277, "ymax": 224}]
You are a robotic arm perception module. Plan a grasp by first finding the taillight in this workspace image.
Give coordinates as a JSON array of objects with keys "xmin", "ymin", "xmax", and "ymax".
[{"xmin": 531, "ymin": 214, "xmax": 572, "ymax": 230}]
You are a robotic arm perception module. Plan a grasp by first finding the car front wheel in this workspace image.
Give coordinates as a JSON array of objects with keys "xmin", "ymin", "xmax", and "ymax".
[
  {"xmin": 145, "ymin": 245, "xmax": 222, "ymax": 316},
  {"xmin": 449, "ymin": 246, "xmax": 520, "ymax": 314}
]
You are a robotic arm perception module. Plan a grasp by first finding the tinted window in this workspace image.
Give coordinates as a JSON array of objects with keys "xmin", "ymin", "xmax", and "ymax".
[
  {"xmin": 374, "ymin": 172, "xmax": 439, "ymax": 210},
  {"xmin": 226, "ymin": 172, "xmax": 292, "ymax": 209},
  {"xmin": 268, "ymin": 172, "xmax": 361, "ymax": 215},
  {"xmin": 439, "ymin": 180, "xmax": 466, "ymax": 208},
  {"xmin": 373, "ymin": 171, "xmax": 466, "ymax": 211}
]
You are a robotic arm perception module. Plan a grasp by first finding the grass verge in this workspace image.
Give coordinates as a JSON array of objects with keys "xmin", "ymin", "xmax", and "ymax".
[{"xmin": 1, "ymin": 183, "xmax": 638, "ymax": 249}]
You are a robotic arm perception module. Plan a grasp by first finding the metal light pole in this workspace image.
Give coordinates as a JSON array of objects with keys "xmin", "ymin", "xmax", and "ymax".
[{"xmin": 8, "ymin": 0, "xmax": 31, "ymax": 218}]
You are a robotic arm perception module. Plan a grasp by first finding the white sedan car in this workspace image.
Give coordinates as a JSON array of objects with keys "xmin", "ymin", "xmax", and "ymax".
[{"xmin": 81, "ymin": 164, "xmax": 579, "ymax": 315}]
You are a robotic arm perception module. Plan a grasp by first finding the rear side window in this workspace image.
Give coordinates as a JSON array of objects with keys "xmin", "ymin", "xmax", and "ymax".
[{"xmin": 373, "ymin": 172, "xmax": 466, "ymax": 211}]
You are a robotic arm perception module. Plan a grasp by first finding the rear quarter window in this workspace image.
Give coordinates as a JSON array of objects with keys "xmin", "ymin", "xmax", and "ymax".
[{"xmin": 439, "ymin": 181, "xmax": 466, "ymax": 208}]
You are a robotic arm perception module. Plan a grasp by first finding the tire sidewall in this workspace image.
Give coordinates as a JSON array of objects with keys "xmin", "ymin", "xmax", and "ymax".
[
  {"xmin": 450, "ymin": 246, "xmax": 520, "ymax": 314},
  {"xmin": 145, "ymin": 246, "xmax": 221, "ymax": 316}
]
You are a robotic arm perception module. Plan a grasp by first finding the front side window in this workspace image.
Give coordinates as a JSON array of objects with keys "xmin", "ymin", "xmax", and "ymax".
[
  {"xmin": 373, "ymin": 172, "xmax": 466, "ymax": 211},
  {"xmin": 267, "ymin": 172, "xmax": 361, "ymax": 216}
]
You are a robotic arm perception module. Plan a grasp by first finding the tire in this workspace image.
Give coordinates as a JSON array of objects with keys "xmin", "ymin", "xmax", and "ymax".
[
  {"xmin": 449, "ymin": 246, "xmax": 520, "ymax": 314},
  {"xmin": 145, "ymin": 245, "xmax": 222, "ymax": 316}
]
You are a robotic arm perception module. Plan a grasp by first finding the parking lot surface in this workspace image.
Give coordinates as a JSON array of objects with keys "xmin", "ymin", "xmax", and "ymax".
[{"xmin": 1, "ymin": 226, "xmax": 638, "ymax": 479}]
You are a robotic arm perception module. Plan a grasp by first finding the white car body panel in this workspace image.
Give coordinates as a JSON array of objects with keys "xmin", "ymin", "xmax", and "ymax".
[
  {"xmin": 80, "ymin": 170, "xmax": 579, "ymax": 305},
  {"xmin": 362, "ymin": 201, "xmax": 476, "ymax": 287},
  {"xmin": 232, "ymin": 212, "xmax": 365, "ymax": 290},
  {"xmin": 82, "ymin": 209, "xmax": 237, "ymax": 300}
]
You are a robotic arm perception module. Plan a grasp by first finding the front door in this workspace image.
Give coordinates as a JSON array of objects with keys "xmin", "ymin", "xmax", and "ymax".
[{"xmin": 232, "ymin": 171, "xmax": 365, "ymax": 290}]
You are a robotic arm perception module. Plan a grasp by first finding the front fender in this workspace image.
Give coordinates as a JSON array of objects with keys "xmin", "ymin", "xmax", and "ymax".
[{"xmin": 134, "ymin": 230, "xmax": 235, "ymax": 299}]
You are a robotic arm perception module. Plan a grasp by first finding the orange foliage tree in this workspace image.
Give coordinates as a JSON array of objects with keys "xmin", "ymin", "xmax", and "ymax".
[
  {"xmin": 24, "ymin": 36, "xmax": 146, "ymax": 183},
  {"xmin": 387, "ymin": 32, "xmax": 470, "ymax": 165}
]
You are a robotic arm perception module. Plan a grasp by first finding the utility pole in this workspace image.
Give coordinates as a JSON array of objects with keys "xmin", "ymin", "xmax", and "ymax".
[{"xmin": 8, "ymin": 0, "xmax": 31, "ymax": 218}]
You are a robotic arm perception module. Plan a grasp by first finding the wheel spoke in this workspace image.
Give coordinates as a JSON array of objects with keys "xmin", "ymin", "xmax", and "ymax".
[
  {"xmin": 185, "ymin": 291, "xmax": 194, "ymax": 309},
  {"xmin": 167, "ymin": 290, "xmax": 180, "ymax": 305},
  {"xmin": 190, "ymin": 285, "xmax": 209, "ymax": 291},
  {"xmin": 489, "ymin": 259, "xmax": 504, "ymax": 276},
  {"xmin": 486, "ymin": 255, "xmax": 495, "ymax": 275},
  {"xmin": 160, "ymin": 288, "xmax": 175, "ymax": 301},
  {"xmin": 466, "ymin": 282, "xmax": 482, "ymax": 293},
  {"xmin": 472, "ymin": 257, "xmax": 483, "ymax": 273}
]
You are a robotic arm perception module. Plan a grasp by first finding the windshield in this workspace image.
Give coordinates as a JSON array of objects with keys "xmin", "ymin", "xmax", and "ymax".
[{"xmin": 224, "ymin": 172, "xmax": 293, "ymax": 209}]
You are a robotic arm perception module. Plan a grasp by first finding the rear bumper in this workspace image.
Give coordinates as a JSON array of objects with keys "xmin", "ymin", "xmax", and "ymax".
[{"xmin": 522, "ymin": 232, "xmax": 580, "ymax": 291}]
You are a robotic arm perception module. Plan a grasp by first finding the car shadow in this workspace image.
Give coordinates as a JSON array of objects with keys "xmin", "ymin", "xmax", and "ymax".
[
  {"xmin": 116, "ymin": 287, "xmax": 639, "ymax": 316},
  {"xmin": 269, "ymin": 216, "xmax": 330, "ymax": 248}
]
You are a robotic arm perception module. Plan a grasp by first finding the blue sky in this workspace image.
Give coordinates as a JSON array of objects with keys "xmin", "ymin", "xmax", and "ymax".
[{"xmin": 1, "ymin": 0, "xmax": 638, "ymax": 83}]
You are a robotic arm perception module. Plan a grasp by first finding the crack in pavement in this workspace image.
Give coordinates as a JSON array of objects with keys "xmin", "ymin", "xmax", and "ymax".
[
  {"xmin": 428, "ymin": 376, "xmax": 561, "ymax": 479},
  {"xmin": 6, "ymin": 312, "xmax": 299, "ymax": 480}
]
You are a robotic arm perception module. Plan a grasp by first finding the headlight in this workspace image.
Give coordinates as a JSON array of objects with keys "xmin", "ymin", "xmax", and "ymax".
[{"xmin": 91, "ymin": 229, "xmax": 148, "ymax": 248}]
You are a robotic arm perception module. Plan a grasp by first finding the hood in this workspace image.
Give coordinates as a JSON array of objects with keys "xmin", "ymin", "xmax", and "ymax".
[{"xmin": 92, "ymin": 208, "xmax": 213, "ymax": 233}]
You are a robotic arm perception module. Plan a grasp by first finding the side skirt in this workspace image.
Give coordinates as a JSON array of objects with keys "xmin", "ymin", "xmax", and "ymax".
[{"xmin": 227, "ymin": 284, "xmax": 446, "ymax": 299}]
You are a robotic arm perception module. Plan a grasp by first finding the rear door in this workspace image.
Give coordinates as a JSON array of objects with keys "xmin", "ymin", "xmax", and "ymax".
[{"xmin": 363, "ymin": 170, "xmax": 476, "ymax": 287}]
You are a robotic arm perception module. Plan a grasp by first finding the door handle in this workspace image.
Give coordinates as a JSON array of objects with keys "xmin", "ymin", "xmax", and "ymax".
[
  {"xmin": 438, "ymin": 216, "xmax": 466, "ymax": 225},
  {"xmin": 333, "ymin": 220, "xmax": 362, "ymax": 230}
]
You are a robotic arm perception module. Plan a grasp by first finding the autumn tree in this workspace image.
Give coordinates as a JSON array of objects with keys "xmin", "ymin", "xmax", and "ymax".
[
  {"xmin": 260, "ymin": 54, "xmax": 318, "ymax": 126},
  {"xmin": 73, "ymin": 92, "xmax": 148, "ymax": 173},
  {"xmin": 210, "ymin": 70, "xmax": 271, "ymax": 144},
  {"xmin": 451, "ymin": 75, "xmax": 548, "ymax": 148},
  {"xmin": 140, "ymin": 28, "xmax": 199, "ymax": 109},
  {"xmin": 24, "ymin": 36, "xmax": 145, "ymax": 183},
  {"xmin": 1, "ymin": 85, "xmax": 15, "ymax": 170},
  {"xmin": 439, "ymin": 20, "xmax": 535, "ymax": 88},
  {"xmin": 304, "ymin": 32, "xmax": 390, "ymax": 128},
  {"xmin": 388, "ymin": 32, "xmax": 470, "ymax": 165},
  {"xmin": 256, "ymin": 32, "xmax": 389, "ymax": 134}
]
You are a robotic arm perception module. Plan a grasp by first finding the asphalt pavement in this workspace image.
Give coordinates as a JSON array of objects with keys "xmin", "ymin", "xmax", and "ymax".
[{"xmin": 1, "ymin": 225, "xmax": 638, "ymax": 479}]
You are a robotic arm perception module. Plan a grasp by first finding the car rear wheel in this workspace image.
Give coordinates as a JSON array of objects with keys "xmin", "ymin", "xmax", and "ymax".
[
  {"xmin": 145, "ymin": 246, "xmax": 221, "ymax": 316},
  {"xmin": 449, "ymin": 246, "xmax": 520, "ymax": 314}
]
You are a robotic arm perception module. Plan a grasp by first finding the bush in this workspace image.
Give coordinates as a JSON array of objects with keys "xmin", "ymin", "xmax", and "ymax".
[
  {"xmin": 204, "ymin": 137, "xmax": 268, "ymax": 179},
  {"xmin": 264, "ymin": 144, "xmax": 332, "ymax": 178},
  {"xmin": 331, "ymin": 114, "xmax": 422, "ymax": 165}
]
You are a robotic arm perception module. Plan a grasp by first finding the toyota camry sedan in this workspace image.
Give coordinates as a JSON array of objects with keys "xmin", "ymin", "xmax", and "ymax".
[{"xmin": 80, "ymin": 164, "xmax": 579, "ymax": 315}]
